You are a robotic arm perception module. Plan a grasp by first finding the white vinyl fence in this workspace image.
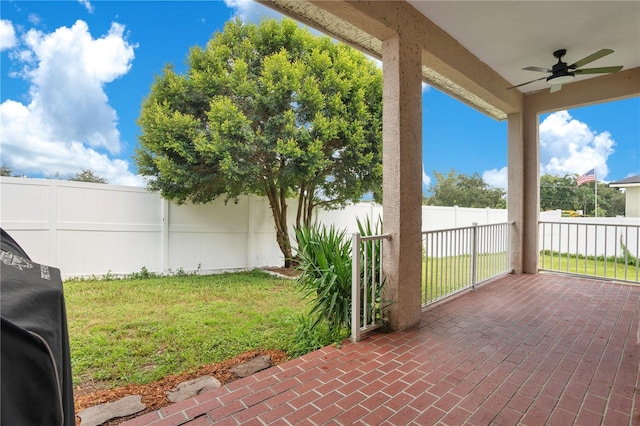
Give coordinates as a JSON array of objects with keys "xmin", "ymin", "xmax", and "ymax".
[
  {"xmin": 0, "ymin": 177, "xmax": 507, "ymax": 278},
  {"xmin": 539, "ymin": 210, "xmax": 640, "ymax": 258}
]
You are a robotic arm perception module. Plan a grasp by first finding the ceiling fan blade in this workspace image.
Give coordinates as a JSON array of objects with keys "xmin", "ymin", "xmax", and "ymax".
[
  {"xmin": 523, "ymin": 66, "xmax": 552, "ymax": 73},
  {"xmin": 574, "ymin": 65, "xmax": 623, "ymax": 75},
  {"xmin": 549, "ymin": 84, "xmax": 563, "ymax": 94},
  {"xmin": 506, "ymin": 76, "xmax": 548, "ymax": 90},
  {"xmin": 570, "ymin": 49, "xmax": 614, "ymax": 69}
]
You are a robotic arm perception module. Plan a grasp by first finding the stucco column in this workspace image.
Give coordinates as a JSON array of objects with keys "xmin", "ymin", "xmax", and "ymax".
[
  {"xmin": 522, "ymin": 102, "xmax": 540, "ymax": 273},
  {"xmin": 382, "ymin": 33, "xmax": 422, "ymax": 330},
  {"xmin": 507, "ymin": 113, "xmax": 523, "ymax": 273}
]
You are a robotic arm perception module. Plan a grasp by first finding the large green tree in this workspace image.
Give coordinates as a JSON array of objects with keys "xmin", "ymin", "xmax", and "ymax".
[
  {"xmin": 540, "ymin": 174, "xmax": 581, "ymax": 212},
  {"xmin": 136, "ymin": 19, "xmax": 382, "ymax": 266},
  {"xmin": 424, "ymin": 169, "xmax": 506, "ymax": 208},
  {"xmin": 540, "ymin": 173, "xmax": 625, "ymax": 217}
]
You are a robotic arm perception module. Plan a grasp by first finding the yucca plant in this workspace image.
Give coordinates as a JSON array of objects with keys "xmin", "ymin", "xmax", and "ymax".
[
  {"xmin": 356, "ymin": 216, "xmax": 390, "ymax": 327},
  {"xmin": 294, "ymin": 216, "xmax": 390, "ymax": 336},
  {"xmin": 295, "ymin": 224, "xmax": 353, "ymax": 333}
]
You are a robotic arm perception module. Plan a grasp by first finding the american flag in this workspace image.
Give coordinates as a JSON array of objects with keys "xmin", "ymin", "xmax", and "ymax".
[{"xmin": 577, "ymin": 168, "xmax": 596, "ymax": 186}]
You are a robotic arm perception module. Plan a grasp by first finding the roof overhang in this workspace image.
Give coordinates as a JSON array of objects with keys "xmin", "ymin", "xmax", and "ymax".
[
  {"xmin": 259, "ymin": 0, "xmax": 521, "ymax": 120},
  {"xmin": 610, "ymin": 183, "xmax": 640, "ymax": 188},
  {"xmin": 259, "ymin": 0, "xmax": 640, "ymax": 121}
]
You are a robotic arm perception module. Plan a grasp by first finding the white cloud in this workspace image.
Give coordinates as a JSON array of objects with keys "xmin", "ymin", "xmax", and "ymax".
[
  {"xmin": 78, "ymin": 0, "xmax": 94, "ymax": 13},
  {"xmin": 28, "ymin": 14, "xmax": 41, "ymax": 26},
  {"xmin": 422, "ymin": 165, "xmax": 431, "ymax": 188},
  {"xmin": 0, "ymin": 19, "xmax": 17, "ymax": 51},
  {"xmin": 483, "ymin": 167, "xmax": 508, "ymax": 190},
  {"xmin": 481, "ymin": 111, "xmax": 616, "ymax": 192},
  {"xmin": 539, "ymin": 110, "xmax": 614, "ymax": 180},
  {"xmin": 0, "ymin": 19, "xmax": 144, "ymax": 186},
  {"xmin": 223, "ymin": 0, "xmax": 284, "ymax": 22}
]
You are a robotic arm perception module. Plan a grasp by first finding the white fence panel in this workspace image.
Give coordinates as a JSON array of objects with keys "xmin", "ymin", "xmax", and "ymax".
[
  {"xmin": 1, "ymin": 177, "xmax": 509, "ymax": 278},
  {"xmin": 168, "ymin": 199, "xmax": 248, "ymax": 273},
  {"xmin": 317, "ymin": 203, "xmax": 383, "ymax": 233},
  {"xmin": 1, "ymin": 178, "xmax": 53, "ymax": 262},
  {"xmin": 422, "ymin": 205, "xmax": 507, "ymax": 230},
  {"xmin": 539, "ymin": 210, "xmax": 640, "ymax": 257},
  {"xmin": 1, "ymin": 178, "xmax": 166, "ymax": 276},
  {"xmin": 56, "ymin": 183, "xmax": 165, "ymax": 276}
]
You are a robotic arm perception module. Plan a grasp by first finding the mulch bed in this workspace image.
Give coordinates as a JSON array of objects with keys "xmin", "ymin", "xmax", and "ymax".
[
  {"xmin": 263, "ymin": 267, "xmax": 301, "ymax": 278},
  {"xmin": 74, "ymin": 349, "xmax": 288, "ymax": 425}
]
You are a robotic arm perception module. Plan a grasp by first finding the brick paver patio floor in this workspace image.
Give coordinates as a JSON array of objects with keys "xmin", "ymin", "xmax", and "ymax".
[{"xmin": 123, "ymin": 273, "xmax": 640, "ymax": 425}]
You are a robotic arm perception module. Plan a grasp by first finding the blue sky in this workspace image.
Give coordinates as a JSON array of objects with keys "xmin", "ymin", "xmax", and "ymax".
[{"xmin": 1, "ymin": 1, "xmax": 638, "ymax": 190}]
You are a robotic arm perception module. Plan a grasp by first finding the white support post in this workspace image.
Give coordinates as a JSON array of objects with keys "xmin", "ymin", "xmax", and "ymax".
[
  {"xmin": 471, "ymin": 222, "xmax": 478, "ymax": 289},
  {"xmin": 350, "ymin": 232, "xmax": 361, "ymax": 343}
]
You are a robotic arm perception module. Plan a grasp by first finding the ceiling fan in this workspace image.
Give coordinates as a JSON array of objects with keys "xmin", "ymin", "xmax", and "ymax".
[{"xmin": 508, "ymin": 49, "xmax": 623, "ymax": 93}]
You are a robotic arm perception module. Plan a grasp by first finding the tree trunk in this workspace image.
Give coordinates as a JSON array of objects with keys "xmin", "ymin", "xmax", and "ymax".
[
  {"xmin": 265, "ymin": 184, "xmax": 294, "ymax": 268},
  {"xmin": 304, "ymin": 187, "xmax": 314, "ymax": 228},
  {"xmin": 296, "ymin": 185, "xmax": 305, "ymax": 231},
  {"xmin": 297, "ymin": 183, "xmax": 316, "ymax": 230}
]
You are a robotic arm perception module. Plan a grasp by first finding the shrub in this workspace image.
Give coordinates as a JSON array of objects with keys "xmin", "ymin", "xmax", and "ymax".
[
  {"xmin": 356, "ymin": 216, "xmax": 390, "ymax": 328},
  {"xmin": 287, "ymin": 315, "xmax": 349, "ymax": 358},
  {"xmin": 295, "ymin": 224, "xmax": 352, "ymax": 333},
  {"xmin": 620, "ymin": 240, "xmax": 639, "ymax": 267},
  {"xmin": 293, "ymin": 216, "xmax": 389, "ymax": 346}
]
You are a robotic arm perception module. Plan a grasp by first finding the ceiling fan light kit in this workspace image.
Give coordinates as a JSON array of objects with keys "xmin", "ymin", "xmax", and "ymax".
[
  {"xmin": 508, "ymin": 48, "xmax": 623, "ymax": 93},
  {"xmin": 547, "ymin": 72, "xmax": 575, "ymax": 85}
]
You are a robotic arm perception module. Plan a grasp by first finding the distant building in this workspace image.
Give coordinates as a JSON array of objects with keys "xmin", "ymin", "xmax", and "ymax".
[{"xmin": 609, "ymin": 175, "xmax": 640, "ymax": 217}]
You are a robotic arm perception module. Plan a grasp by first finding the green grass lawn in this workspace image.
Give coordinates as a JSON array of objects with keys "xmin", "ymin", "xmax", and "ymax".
[
  {"xmin": 423, "ymin": 252, "xmax": 509, "ymax": 304},
  {"xmin": 64, "ymin": 270, "xmax": 308, "ymax": 389},
  {"xmin": 539, "ymin": 253, "xmax": 640, "ymax": 282},
  {"xmin": 422, "ymin": 252, "xmax": 639, "ymax": 305}
]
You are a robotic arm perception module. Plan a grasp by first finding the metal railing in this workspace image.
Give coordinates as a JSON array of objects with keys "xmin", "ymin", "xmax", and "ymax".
[
  {"xmin": 422, "ymin": 222, "xmax": 513, "ymax": 307},
  {"xmin": 350, "ymin": 232, "xmax": 391, "ymax": 342},
  {"xmin": 539, "ymin": 220, "xmax": 640, "ymax": 283}
]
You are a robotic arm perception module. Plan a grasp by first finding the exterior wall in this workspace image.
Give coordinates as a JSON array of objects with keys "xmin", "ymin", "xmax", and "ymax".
[
  {"xmin": 624, "ymin": 187, "xmax": 640, "ymax": 217},
  {"xmin": 1, "ymin": 177, "xmax": 507, "ymax": 278}
]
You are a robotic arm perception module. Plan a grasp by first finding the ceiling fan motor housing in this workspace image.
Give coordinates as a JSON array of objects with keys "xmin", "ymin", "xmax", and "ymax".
[{"xmin": 548, "ymin": 49, "xmax": 574, "ymax": 84}]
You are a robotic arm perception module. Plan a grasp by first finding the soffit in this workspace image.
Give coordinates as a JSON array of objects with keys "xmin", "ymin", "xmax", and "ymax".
[
  {"xmin": 260, "ymin": 1, "xmax": 640, "ymax": 120},
  {"xmin": 409, "ymin": 1, "xmax": 640, "ymax": 95}
]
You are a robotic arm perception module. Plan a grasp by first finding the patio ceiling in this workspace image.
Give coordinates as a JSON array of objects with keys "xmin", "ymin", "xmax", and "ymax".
[{"xmin": 259, "ymin": 0, "xmax": 640, "ymax": 120}]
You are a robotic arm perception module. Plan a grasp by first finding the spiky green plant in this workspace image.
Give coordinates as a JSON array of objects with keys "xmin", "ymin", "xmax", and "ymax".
[
  {"xmin": 295, "ymin": 224, "xmax": 353, "ymax": 333},
  {"xmin": 356, "ymin": 216, "xmax": 390, "ymax": 326},
  {"xmin": 294, "ymin": 216, "xmax": 390, "ymax": 336}
]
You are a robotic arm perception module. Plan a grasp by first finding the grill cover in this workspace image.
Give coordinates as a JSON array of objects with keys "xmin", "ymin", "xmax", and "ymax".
[{"xmin": 1, "ymin": 229, "xmax": 75, "ymax": 426}]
